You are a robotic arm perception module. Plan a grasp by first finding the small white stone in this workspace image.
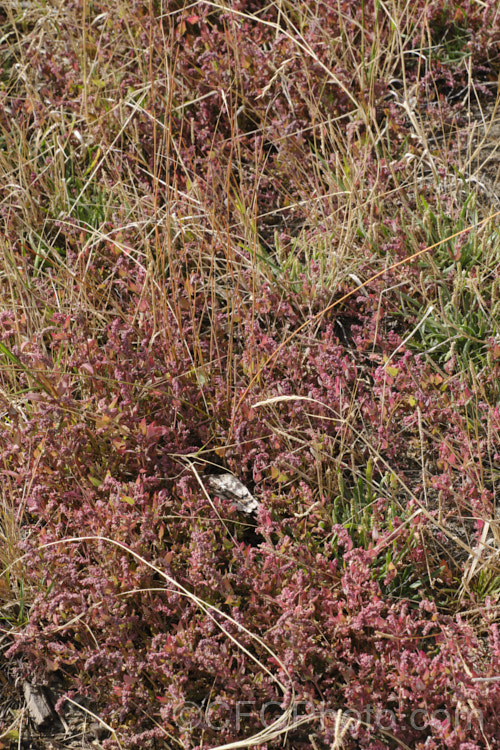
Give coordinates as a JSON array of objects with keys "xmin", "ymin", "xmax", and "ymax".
[{"xmin": 206, "ymin": 473, "xmax": 259, "ymax": 514}]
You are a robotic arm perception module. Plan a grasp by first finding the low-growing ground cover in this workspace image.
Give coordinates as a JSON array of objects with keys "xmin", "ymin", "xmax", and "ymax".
[{"xmin": 1, "ymin": 1, "xmax": 500, "ymax": 748}]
